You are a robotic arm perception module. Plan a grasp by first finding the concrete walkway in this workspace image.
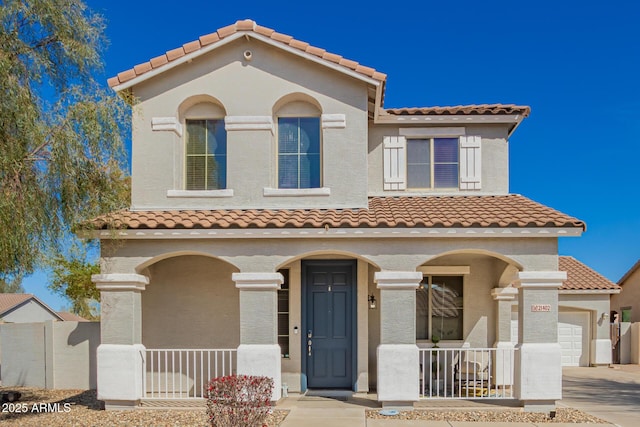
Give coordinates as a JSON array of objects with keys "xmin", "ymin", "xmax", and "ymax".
[
  {"xmin": 276, "ymin": 390, "xmax": 614, "ymax": 427},
  {"xmin": 560, "ymin": 365, "xmax": 640, "ymax": 427}
]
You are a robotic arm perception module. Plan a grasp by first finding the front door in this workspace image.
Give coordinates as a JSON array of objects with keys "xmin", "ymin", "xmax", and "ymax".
[{"xmin": 303, "ymin": 260, "xmax": 355, "ymax": 389}]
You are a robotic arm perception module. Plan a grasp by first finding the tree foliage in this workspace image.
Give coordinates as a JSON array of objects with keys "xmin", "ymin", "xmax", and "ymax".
[
  {"xmin": 48, "ymin": 244, "xmax": 100, "ymax": 319},
  {"xmin": 0, "ymin": 0, "xmax": 130, "ymax": 284}
]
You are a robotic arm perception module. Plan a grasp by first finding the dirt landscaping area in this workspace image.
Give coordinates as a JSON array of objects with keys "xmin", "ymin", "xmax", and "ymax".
[{"xmin": 0, "ymin": 387, "xmax": 288, "ymax": 427}]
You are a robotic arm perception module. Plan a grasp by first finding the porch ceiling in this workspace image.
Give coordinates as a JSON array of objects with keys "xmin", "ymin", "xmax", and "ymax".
[{"xmin": 88, "ymin": 195, "xmax": 585, "ymax": 231}]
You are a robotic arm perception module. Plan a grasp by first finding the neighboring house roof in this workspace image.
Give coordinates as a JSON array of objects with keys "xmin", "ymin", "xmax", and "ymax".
[
  {"xmin": 385, "ymin": 104, "xmax": 531, "ymax": 117},
  {"xmin": 559, "ymin": 256, "xmax": 620, "ymax": 292},
  {"xmin": 90, "ymin": 195, "xmax": 585, "ymax": 231},
  {"xmin": 107, "ymin": 19, "xmax": 387, "ymax": 89},
  {"xmin": 0, "ymin": 293, "xmax": 64, "ymax": 320},
  {"xmin": 56, "ymin": 311, "xmax": 89, "ymax": 322},
  {"xmin": 617, "ymin": 259, "xmax": 640, "ymax": 285}
]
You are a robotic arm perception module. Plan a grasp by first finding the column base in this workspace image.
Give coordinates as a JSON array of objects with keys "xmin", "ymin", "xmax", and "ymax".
[
  {"xmin": 515, "ymin": 343, "xmax": 561, "ymax": 403},
  {"xmin": 590, "ymin": 339, "xmax": 612, "ymax": 365},
  {"xmin": 237, "ymin": 344, "xmax": 282, "ymax": 401},
  {"xmin": 97, "ymin": 344, "xmax": 145, "ymax": 406},
  {"xmin": 377, "ymin": 344, "xmax": 419, "ymax": 403},
  {"xmin": 104, "ymin": 400, "xmax": 139, "ymax": 410},
  {"xmin": 522, "ymin": 400, "xmax": 557, "ymax": 413}
]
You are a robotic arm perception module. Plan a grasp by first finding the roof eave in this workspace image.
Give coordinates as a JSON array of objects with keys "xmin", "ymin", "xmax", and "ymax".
[
  {"xmin": 84, "ymin": 226, "xmax": 583, "ymax": 240},
  {"xmin": 373, "ymin": 112, "xmax": 526, "ymax": 126},
  {"xmin": 110, "ymin": 32, "xmax": 383, "ymax": 93}
]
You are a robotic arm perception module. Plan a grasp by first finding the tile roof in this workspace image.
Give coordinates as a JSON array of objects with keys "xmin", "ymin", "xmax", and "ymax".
[
  {"xmin": 385, "ymin": 104, "xmax": 531, "ymax": 117},
  {"xmin": 0, "ymin": 293, "xmax": 33, "ymax": 315},
  {"xmin": 90, "ymin": 195, "xmax": 585, "ymax": 231},
  {"xmin": 559, "ymin": 256, "xmax": 620, "ymax": 291},
  {"xmin": 108, "ymin": 19, "xmax": 387, "ymax": 89}
]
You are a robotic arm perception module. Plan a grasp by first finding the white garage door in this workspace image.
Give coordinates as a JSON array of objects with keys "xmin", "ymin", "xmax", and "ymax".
[{"xmin": 511, "ymin": 311, "xmax": 590, "ymax": 367}]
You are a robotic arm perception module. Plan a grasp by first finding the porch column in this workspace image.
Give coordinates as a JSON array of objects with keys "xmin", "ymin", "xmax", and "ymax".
[
  {"xmin": 233, "ymin": 272, "xmax": 283, "ymax": 401},
  {"xmin": 92, "ymin": 273, "xmax": 149, "ymax": 410},
  {"xmin": 513, "ymin": 271, "xmax": 566, "ymax": 413},
  {"xmin": 374, "ymin": 271, "xmax": 423, "ymax": 406},
  {"xmin": 491, "ymin": 286, "xmax": 517, "ymax": 386}
]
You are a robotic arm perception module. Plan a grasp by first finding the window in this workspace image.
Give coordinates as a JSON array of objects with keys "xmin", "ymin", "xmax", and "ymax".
[
  {"xmin": 278, "ymin": 117, "xmax": 321, "ymax": 189},
  {"xmin": 622, "ymin": 307, "xmax": 632, "ymax": 323},
  {"xmin": 407, "ymin": 138, "xmax": 459, "ymax": 189},
  {"xmin": 185, "ymin": 119, "xmax": 226, "ymax": 190},
  {"xmin": 277, "ymin": 269, "xmax": 290, "ymax": 358},
  {"xmin": 416, "ymin": 276, "xmax": 464, "ymax": 341}
]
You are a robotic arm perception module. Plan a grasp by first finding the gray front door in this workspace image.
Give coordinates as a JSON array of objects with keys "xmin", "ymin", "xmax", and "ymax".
[{"xmin": 303, "ymin": 260, "xmax": 355, "ymax": 389}]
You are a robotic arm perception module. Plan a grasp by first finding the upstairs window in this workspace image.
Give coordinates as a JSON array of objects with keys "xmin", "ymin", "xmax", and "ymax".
[
  {"xmin": 278, "ymin": 117, "xmax": 321, "ymax": 189},
  {"xmin": 407, "ymin": 138, "xmax": 459, "ymax": 189},
  {"xmin": 416, "ymin": 275, "xmax": 464, "ymax": 341},
  {"xmin": 185, "ymin": 119, "xmax": 227, "ymax": 190}
]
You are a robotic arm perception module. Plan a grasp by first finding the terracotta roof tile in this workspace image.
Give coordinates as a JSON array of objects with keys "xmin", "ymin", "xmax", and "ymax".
[
  {"xmin": 0, "ymin": 293, "xmax": 33, "ymax": 315},
  {"xmin": 386, "ymin": 104, "xmax": 531, "ymax": 117},
  {"xmin": 133, "ymin": 62, "xmax": 152, "ymax": 74},
  {"xmin": 89, "ymin": 195, "xmax": 585, "ymax": 231},
  {"xmin": 108, "ymin": 20, "xmax": 387, "ymax": 88},
  {"xmin": 559, "ymin": 256, "xmax": 620, "ymax": 291}
]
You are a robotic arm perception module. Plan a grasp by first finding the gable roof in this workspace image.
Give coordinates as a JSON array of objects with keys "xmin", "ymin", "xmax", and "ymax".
[
  {"xmin": 108, "ymin": 19, "xmax": 530, "ymax": 123},
  {"xmin": 90, "ymin": 195, "xmax": 584, "ymax": 231},
  {"xmin": 618, "ymin": 259, "xmax": 640, "ymax": 285},
  {"xmin": 559, "ymin": 256, "xmax": 620, "ymax": 292},
  {"xmin": 0, "ymin": 293, "xmax": 64, "ymax": 320},
  {"xmin": 108, "ymin": 19, "xmax": 386, "ymax": 90}
]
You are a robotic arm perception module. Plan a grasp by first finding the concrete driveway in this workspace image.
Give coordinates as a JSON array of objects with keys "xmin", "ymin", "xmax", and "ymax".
[{"xmin": 561, "ymin": 365, "xmax": 640, "ymax": 427}]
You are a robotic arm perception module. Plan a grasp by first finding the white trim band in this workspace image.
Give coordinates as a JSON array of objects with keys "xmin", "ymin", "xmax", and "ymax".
[
  {"xmin": 321, "ymin": 114, "xmax": 346, "ymax": 129},
  {"xmin": 151, "ymin": 117, "xmax": 183, "ymax": 137},
  {"xmin": 491, "ymin": 286, "xmax": 518, "ymax": 300},
  {"xmin": 225, "ymin": 116, "xmax": 274, "ymax": 133},
  {"xmin": 374, "ymin": 271, "xmax": 423, "ymax": 290},
  {"xmin": 263, "ymin": 187, "xmax": 331, "ymax": 197},
  {"xmin": 233, "ymin": 272, "xmax": 284, "ymax": 290},
  {"xmin": 512, "ymin": 271, "xmax": 567, "ymax": 289},
  {"xmin": 167, "ymin": 189, "xmax": 234, "ymax": 198},
  {"xmin": 92, "ymin": 274, "xmax": 149, "ymax": 291}
]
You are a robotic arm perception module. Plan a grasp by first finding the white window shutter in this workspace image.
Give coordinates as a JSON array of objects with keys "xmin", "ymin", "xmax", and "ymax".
[
  {"xmin": 459, "ymin": 136, "xmax": 482, "ymax": 190},
  {"xmin": 383, "ymin": 136, "xmax": 406, "ymax": 190}
]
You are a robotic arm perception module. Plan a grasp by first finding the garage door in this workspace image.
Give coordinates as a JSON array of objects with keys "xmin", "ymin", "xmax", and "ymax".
[{"xmin": 511, "ymin": 311, "xmax": 590, "ymax": 366}]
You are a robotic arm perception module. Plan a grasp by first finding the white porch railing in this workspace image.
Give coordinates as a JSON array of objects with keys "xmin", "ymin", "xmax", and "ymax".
[
  {"xmin": 143, "ymin": 349, "xmax": 237, "ymax": 399},
  {"xmin": 419, "ymin": 347, "xmax": 517, "ymax": 399}
]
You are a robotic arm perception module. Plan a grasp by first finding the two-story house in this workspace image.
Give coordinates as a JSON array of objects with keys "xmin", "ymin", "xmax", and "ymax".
[{"xmin": 90, "ymin": 20, "xmax": 615, "ymax": 412}]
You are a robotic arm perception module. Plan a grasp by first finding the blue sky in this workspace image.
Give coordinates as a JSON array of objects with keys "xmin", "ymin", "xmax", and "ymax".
[{"xmin": 23, "ymin": 0, "xmax": 640, "ymax": 310}]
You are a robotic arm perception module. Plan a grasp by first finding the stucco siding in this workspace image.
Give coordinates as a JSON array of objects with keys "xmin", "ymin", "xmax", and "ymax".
[
  {"xmin": 367, "ymin": 123, "xmax": 510, "ymax": 196},
  {"xmin": 142, "ymin": 255, "xmax": 240, "ymax": 349},
  {"xmin": 130, "ymin": 38, "xmax": 369, "ymax": 210}
]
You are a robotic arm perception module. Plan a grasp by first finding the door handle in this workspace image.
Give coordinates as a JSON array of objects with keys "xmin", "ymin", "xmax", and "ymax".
[{"xmin": 307, "ymin": 330, "xmax": 313, "ymax": 338}]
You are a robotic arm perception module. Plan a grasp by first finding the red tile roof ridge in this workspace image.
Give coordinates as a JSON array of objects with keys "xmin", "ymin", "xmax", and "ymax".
[
  {"xmin": 385, "ymin": 104, "xmax": 531, "ymax": 117},
  {"xmin": 108, "ymin": 19, "xmax": 386, "ymax": 89}
]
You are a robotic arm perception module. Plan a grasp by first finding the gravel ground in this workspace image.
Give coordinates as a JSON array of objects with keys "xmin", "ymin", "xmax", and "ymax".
[
  {"xmin": 0, "ymin": 387, "xmax": 288, "ymax": 427},
  {"xmin": 366, "ymin": 408, "xmax": 610, "ymax": 424}
]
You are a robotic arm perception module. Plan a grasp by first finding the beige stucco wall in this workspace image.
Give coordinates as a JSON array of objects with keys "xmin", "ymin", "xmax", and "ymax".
[
  {"xmin": 102, "ymin": 236, "xmax": 558, "ymax": 276},
  {"xmin": 141, "ymin": 255, "xmax": 240, "ymax": 349},
  {"xmin": 559, "ymin": 293, "xmax": 613, "ymax": 340},
  {"xmin": 611, "ymin": 266, "xmax": 640, "ymax": 322},
  {"xmin": 2, "ymin": 300, "xmax": 60, "ymax": 323},
  {"xmin": 367, "ymin": 123, "xmax": 510, "ymax": 196},
  {"xmin": 130, "ymin": 38, "xmax": 369, "ymax": 210}
]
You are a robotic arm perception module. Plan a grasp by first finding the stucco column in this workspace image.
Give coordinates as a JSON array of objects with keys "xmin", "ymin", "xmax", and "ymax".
[
  {"xmin": 491, "ymin": 286, "xmax": 518, "ymax": 387},
  {"xmin": 374, "ymin": 271, "xmax": 423, "ymax": 406},
  {"xmin": 233, "ymin": 272, "xmax": 283, "ymax": 401},
  {"xmin": 92, "ymin": 273, "xmax": 149, "ymax": 410},
  {"xmin": 512, "ymin": 271, "xmax": 566, "ymax": 413}
]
